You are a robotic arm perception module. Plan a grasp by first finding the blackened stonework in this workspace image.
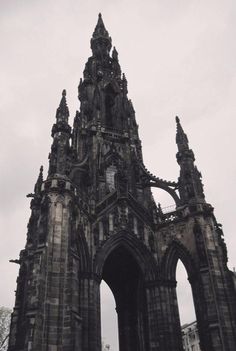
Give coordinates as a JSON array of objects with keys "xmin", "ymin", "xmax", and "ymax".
[{"xmin": 8, "ymin": 14, "xmax": 236, "ymax": 351}]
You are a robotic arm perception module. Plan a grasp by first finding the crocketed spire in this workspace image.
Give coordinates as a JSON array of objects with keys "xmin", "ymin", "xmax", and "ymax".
[
  {"xmin": 56, "ymin": 89, "xmax": 69, "ymax": 122},
  {"xmin": 90, "ymin": 13, "xmax": 112, "ymax": 56},
  {"xmin": 175, "ymin": 116, "xmax": 189, "ymax": 152},
  {"xmin": 175, "ymin": 116, "xmax": 205, "ymax": 204}
]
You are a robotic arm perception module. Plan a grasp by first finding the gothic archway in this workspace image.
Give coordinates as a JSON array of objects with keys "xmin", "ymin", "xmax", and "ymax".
[
  {"xmin": 161, "ymin": 239, "xmax": 197, "ymax": 282},
  {"xmin": 94, "ymin": 231, "xmax": 159, "ymax": 351},
  {"xmin": 160, "ymin": 239, "xmax": 209, "ymax": 351},
  {"xmin": 94, "ymin": 230, "xmax": 158, "ymax": 281}
]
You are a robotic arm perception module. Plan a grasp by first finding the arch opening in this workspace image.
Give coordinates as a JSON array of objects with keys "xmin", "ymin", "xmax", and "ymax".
[
  {"xmin": 176, "ymin": 260, "xmax": 200, "ymax": 351},
  {"xmin": 151, "ymin": 187, "xmax": 176, "ymax": 213},
  {"xmin": 176, "ymin": 260, "xmax": 196, "ymax": 325},
  {"xmin": 101, "ymin": 280, "xmax": 119, "ymax": 351},
  {"xmin": 101, "ymin": 245, "xmax": 147, "ymax": 351}
]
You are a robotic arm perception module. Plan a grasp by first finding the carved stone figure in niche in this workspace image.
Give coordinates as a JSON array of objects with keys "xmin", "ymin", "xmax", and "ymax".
[{"xmin": 193, "ymin": 220, "xmax": 207, "ymax": 265}]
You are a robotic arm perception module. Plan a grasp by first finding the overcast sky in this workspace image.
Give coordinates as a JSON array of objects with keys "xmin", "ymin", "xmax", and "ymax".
[{"xmin": 1, "ymin": 1, "xmax": 236, "ymax": 350}]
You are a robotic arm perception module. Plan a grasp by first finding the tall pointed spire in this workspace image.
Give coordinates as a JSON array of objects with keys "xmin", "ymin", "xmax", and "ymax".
[
  {"xmin": 90, "ymin": 13, "xmax": 112, "ymax": 57},
  {"xmin": 175, "ymin": 116, "xmax": 205, "ymax": 204},
  {"xmin": 175, "ymin": 116, "xmax": 195, "ymax": 163}
]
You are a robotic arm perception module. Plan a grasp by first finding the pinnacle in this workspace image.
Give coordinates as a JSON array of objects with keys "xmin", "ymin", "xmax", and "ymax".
[
  {"xmin": 34, "ymin": 165, "xmax": 43, "ymax": 195},
  {"xmin": 39, "ymin": 165, "xmax": 43, "ymax": 177},
  {"xmin": 57, "ymin": 89, "xmax": 69, "ymax": 119},
  {"xmin": 112, "ymin": 46, "xmax": 118, "ymax": 60},
  {"xmin": 175, "ymin": 115, "xmax": 189, "ymax": 150}
]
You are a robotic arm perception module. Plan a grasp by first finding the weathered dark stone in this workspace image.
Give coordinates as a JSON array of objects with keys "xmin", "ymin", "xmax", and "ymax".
[{"xmin": 8, "ymin": 14, "xmax": 236, "ymax": 351}]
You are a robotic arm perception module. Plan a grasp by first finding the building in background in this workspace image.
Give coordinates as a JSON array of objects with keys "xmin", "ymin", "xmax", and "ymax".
[{"xmin": 182, "ymin": 321, "xmax": 201, "ymax": 351}]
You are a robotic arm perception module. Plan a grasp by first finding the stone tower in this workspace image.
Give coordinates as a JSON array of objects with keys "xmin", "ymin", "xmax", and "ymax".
[{"xmin": 8, "ymin": 14, "xmax": 236, "ymax": 351}]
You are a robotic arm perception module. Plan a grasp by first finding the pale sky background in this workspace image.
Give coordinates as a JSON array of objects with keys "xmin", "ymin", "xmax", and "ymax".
[{"xmin": 1, "ymin": 1, "xmax": 236, "ymax": 350}]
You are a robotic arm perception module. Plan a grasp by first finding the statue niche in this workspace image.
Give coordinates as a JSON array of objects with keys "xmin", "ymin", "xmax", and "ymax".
[{"xmin": 104, "ymin": 84, "xmax": 118, "ymax": 129}]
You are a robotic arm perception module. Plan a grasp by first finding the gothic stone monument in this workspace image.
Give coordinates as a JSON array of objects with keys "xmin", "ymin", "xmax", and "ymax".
[{"xmin": 8, "ymin": 14, "xmax": 236, "ymax": 351}]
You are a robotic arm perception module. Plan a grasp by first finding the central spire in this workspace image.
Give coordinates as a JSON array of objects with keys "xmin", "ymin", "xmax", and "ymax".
[{"xmin": 90, "ymin": 13, "xmax": 112, "ymax": 57}]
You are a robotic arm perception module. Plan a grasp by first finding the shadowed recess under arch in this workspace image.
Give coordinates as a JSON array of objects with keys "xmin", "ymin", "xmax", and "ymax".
[
  {"xmin": 93, "ymin": 230, "xmax": 159, "ymax": 282},
  {"xmin": 161, "ymin": 239, "xmax": 197, "ymax": 282}
]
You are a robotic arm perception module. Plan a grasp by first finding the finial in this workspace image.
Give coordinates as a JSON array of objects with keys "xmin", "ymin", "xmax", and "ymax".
[
  {"xmin": 62, "ymin": 89, "xmax": 66, "ymax": 97},
  {"xmin": 176, "ymin": 116, "xmax": 180, "ymax": 123},
  {"xmin": 98, "ymin": 12, "xmax": 102, "ymax": 19}
]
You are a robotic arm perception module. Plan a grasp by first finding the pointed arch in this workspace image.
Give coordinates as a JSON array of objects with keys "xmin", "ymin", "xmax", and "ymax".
[
  {"xmin": 161, "ymin": 239, "xmax": 197, "ymax": 282},
  {"xmin": 93, "ymin": 230, "xmax": 159, "ymax": 282}
]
